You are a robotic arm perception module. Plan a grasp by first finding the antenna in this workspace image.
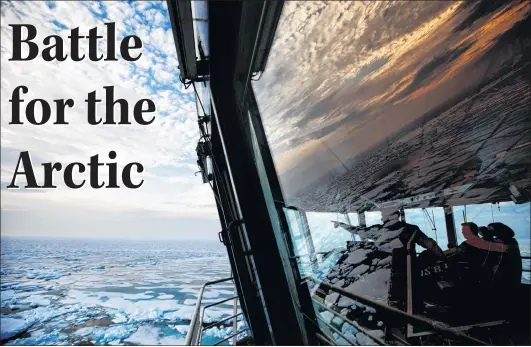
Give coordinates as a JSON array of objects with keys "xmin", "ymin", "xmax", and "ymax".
[{"xmin": 318, "ymin": 138, "xmax": 349, "ymax": 173}]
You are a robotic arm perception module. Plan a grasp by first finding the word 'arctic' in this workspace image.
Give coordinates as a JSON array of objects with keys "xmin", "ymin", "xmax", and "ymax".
[
  {"xmin": 7, "ymin": 151, "xmax": 144, "ymax": 189},
  {"xmin": 9, "ymin": 23, "xmax": 143, "ymax": 62}
]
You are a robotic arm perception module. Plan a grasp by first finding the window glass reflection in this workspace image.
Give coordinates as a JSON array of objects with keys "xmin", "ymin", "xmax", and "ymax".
[
  {"xmin": 405, "ymin": 207, "xmax": 448, "ymax": 251},
  {"xmin": 192, "ymin": 1, "xmax": 208, "ymax": 58},
  {"xmin": 453, "ymin": 202, "xmax": 530, "ymax": 283},
  {"xmin": 253, "ymin": 0, "xmax": 531, "ymax": 344},
  {"xmin": 306, "ymin": 212, "xmax": 354, "ymax": 253}
]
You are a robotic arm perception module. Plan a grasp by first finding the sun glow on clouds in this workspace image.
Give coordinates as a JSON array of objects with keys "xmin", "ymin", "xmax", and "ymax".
[
  {"xmin": 254, "ymin": 0, "xmax": 529, "ymax": 189},
  {"xmin": 0, "ymin": 1, "xmax": 218, "ymax": 239}
]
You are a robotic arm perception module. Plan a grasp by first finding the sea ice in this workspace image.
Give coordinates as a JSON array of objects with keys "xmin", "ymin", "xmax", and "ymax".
[
  {"xmin": 1, "ymin": 238, "xmax": 231, "ymax": 345},
  {"xmin": 344, "ymin": 269, "xmax": 391, "ymax": 302},
  {"xmin": 20, "ymin": 295, "xmax": 53, "ymax": 307},
  {"xmin": 158, "ymin": 335, "xmax": 186, "ymax": 345},
  {"xmin": 124, "ymin": 325, "xmax": 160, "ymax": 345},
  {"xmin": 6, "ymin": 332, "xmax": 67, "ymax": 345},
  {"xmin": 319, "ymin": 311, "xmax": 334, "ymax": 324},
  {"xmin": 0, "ymin": 317, "xmax": 35, "ymax": 340},
  {"xmin": 157, "ymin": 294, "xmax": 174, "ymax": 300},
  {"xmin": 102, "ymin": 324, "xmax": 136, "ymax": 341},
  {"xmin": 1, "ymin": 290, "xmax": 16, "ymax": 304},
  {"xmin": 173, "ymin": 325, "xmax": 188, "ymax": 335},
  {"xmin": 112, "ymin": 313, "xmax": 129, "ymax": 324},
  {"xmin": 344, "ymin": 249, "xmax": 370, "ymax": 265},
  {"xmin": 122, "ymin": 293, "xmax": 155, "ymax": 300}
]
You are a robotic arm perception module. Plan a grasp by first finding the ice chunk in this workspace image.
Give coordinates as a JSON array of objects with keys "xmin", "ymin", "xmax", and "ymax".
[
  {"xmin": 0, "ymin": 317, "xmax": 35, "ymax": 340},
  {"xmin": 157, "ymin": 294, "xmax": 174, "ymax": 300},
  {"xmin": 1, "ymin": 290, "xmax": 16, "ymax": 304},
  {"xmin": 356, "ymin": 332, "xmax": 378, "ymax": 345},
  {"xmin": 6, "ymin": 332, "xmax": 67, "ymax": 345},
  {"xmin": 124, "ymin": 325, "xmax": 160, "ymax": 345},
  {"xmin": 20, "ymin": 295, "xmax": 52, "ymax": 307},
  {"xmin": 103, "ymin": 325, "xmax": 136, "ymax": 341},
  {"xmin": 183, "ymin": 299, "xmax": 196, "ymax": 305},
  {"xmin": 122, "ymin": 293, "xmax": 154, "ymax": 300},
  {"xmin": 368, "ymin": 329, "xmax": 385, "ymax": 340},
  {"xmin": 374, "ymin": 229, "xmax": 402, "ymax": 246},
  {"xmin": 341, "ymin": 323, "xmax": 358, "ymax": 336},
  {"xmin": 173, "ymin": 325, "xmax": 189, "ymax": 335},
  {"xmin": 74, "ymin": 327, "xmax": 100, "ymax": 337},
  {"xmin": 344, "ymin": 249, "xmax": 370, "ymax": 265},
  {"xmin": 337, "ymin": 296, "xmax": 355, "ymax": 308},
  {"xmin": 344, "ymin": 269, "xmax": 391, "ymax": 302},
  {"xmin": 158, "ymin": 335, "xmax": 186, "ymax": 345},
  {"xmin": 377, "ymin": 256, "xmax": 392, "ymax": 267},
  {"xmin": 204, "ymin": 326, "xmax": 233, "ymax": 339},
  {"xmin": 350, "ymin": 264, "xmax": 370, "ymax": 276},
  {"xmin": 319, "ymin": 311, "xmax": 334, "ymax": 324},
  {"xmin": 324, "ymin": 292, "xmax": 339, "ymax": 307},
  {"xmin": 112, "ymin": 313, "xmax": 129, "ymax": 324},
  {"xmin": 331, "ymin": 315, "xmax": 344, "ymax": 328}
]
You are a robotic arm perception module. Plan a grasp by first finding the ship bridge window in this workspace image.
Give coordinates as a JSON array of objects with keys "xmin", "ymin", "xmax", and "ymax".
[
  {"xmin": 405, "ymin": 207, "xmax": 449, "ymax": 251},
  {"xmin": 306, "ymin": 212, "xmax": 358, "ymax": 253},
  {"xmin": 364, "ymin": 211, "xmax": 383, "ymax": 228},
  {"xmin": 453, "ymin": 202, "xmax": 530, "ymax": 284},
  {"xmin": 251, "ymin": 0, "xmax": 530, "ymax": 344},
  {"xmin": 191, "ymin": 1, "xmax": 208, "ymax": 58}
]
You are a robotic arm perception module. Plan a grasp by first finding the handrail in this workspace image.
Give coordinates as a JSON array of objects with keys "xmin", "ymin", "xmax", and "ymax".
[
  {"xmin": 203, "ymin": 295, "xmax": 239, "ymax": 311},
  {"xmin": 185, "ymin": 277, "xmax": 234, "ymax": 345},
  {"xmin": 308, "ymin": 276, "xmax": 489, "ymax": 345},
  {"xmin": 202, "ymin": 312, "xmax": 243, "ymax": 331},
  {"xmin": 197, "ymin": 295, "xmax": 240, "ymax": 345}
]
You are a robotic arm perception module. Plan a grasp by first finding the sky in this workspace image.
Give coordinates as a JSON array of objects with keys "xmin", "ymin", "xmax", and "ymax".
[
  {"xmin": 1, "ymin": 1, "xmax": 219, "ymax": 239},
  {"xmin": 1, "ymin": 1, "xmax": 529, "ymax": 241}
]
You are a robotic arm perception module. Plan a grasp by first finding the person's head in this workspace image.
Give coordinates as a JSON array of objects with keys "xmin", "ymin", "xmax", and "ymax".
[
  {"xmin": 478, "ymin": 226, "xmax": 494, "ymax": 241},
  {"xmin": 461, "ymin": 222, "xmax": 479, "ymax": 236},
  {"xmin": 488, "ymin": 222, "xmax": 515, "ymax": 242}
]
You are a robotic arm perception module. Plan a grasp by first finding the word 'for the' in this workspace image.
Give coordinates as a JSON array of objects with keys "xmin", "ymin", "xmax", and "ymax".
[
  {"xmin": 9, "ymin": 86, "xmax": 155, "ymax": 125},
  {"xmin": 6, "ymin": 22, "xmax": 153, "ymax": 190}
]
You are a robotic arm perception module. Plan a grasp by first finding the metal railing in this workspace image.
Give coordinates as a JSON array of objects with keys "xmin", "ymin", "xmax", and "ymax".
[
  {"xmin": 185, "ymin": 277, "xmax": 250, "ymax": 345},
  {"xmin": 307, "ymin": 276, "xmax": 489, "ymax": 345}
]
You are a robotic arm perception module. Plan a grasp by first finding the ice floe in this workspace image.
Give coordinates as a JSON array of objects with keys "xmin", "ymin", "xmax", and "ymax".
[
  {"xmin": 1, "ymin": 317, "xmax": 36, "ymax": 340},
  {"xmin": 1, "ymin": 238, "xmax": 232, "ymax": 345},
  {"xmin": 157, "ymin": 294, "xmax": 175, "ymax": 300}
]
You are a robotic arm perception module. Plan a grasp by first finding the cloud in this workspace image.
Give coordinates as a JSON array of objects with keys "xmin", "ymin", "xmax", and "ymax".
[
  {"xmin": 389, "ymin": 42, "xmax": 474, "ymax": 103},
  {"xmin": 253, "ymin": 0, "xmax": 529, "ymax": 196},
  {"xmin": 0, "ymin": 1, "xmax": 217, "ymax": 239},
  {"xmin": 254, "ymin": 1, "xmax": 459, "ymax": 157}
]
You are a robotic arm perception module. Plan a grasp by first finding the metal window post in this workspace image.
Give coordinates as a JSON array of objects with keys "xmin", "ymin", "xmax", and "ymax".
[
  {"xmin": 207, "ymin": 1, "xmax": 310, "ymax": 344},
  {"xmin": 443, "ymin": 206, "xmax": 458, "ymax": 248}
]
